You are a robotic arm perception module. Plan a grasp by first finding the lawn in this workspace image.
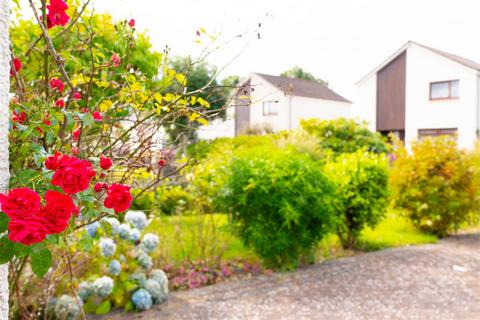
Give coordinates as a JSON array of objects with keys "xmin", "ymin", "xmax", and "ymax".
[{"xmin": 146, "ymin": 212, "xmax": 438, "ymax": 266}]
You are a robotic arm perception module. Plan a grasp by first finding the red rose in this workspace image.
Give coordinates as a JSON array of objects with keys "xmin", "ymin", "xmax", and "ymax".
[
  {"xmin": 104, "ymin": 184, "xmax": 132, "ymax": 213},
  {"xmin": 0, "ymin": 188, "xmax": 42, "ymax": 220},
  {"xmin": 73, "ymin": 128, "xmax": 81, "ymax": 141},
  {"xmin": 45, "ymin": 152, "xmax": 62, "ymax": 170},
  {"xmin": 8, "ymin": 216, "xmax": 48, "ymax": 246},
  {"xmin": 49, "ymin": 78, "xmax": 65, "ymax": 92},
  {"xmin": 43, "ymin": 119, "xmax": 51, "ymax": 126},
  {"xmin": 94, "ymin": 182, "xmax": 108, "ymax": 193},
  {"xmin": 100, "ymin": 155, "xmax": 113, "ymax": 170},
  {"xmin": 41, "ymin": 191, "xmax": 77, "ymax": 234},
  {"xmin": 73, "ymin": 92, "xmax": 81, "ymax": 100},
  {"xmin": 92, "ymin": 111, "xmax": 103, "ymax": 122},
  {"xmin": 10, "ymin": 57, "xmax": 22, "ymax": 76},
  {"xmin": 111, "ymin": 54, "xmax": 121, "ymax": 68},
  {"xmin": 55, "ymin": 99, "xmax": 65, "ymax": 108},
  {"xmin": 158, "ymin": 159, "xmax": 167, "ymax": 167},
  {"xmin": 46, "ymin": 0, "xmax": 70, "ymax": 28},
  {"xmin": 12, "ymin": 110, "xmax": 26, "ymax": 124},
  {"xmin": 51, "ymin": 155, "xmax": 96, "ymax": 194},
  {"xmin": 128, "ymin": 19, "xmax": 135, "ymax": 27}
]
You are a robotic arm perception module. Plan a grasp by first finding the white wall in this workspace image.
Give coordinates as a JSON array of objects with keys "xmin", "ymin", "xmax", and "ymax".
[
  {"xmin": 353, "ymin": 73, "xmax": 377, "ymax": 131},
  {"xmin": 405, "ymin": 45, "xmax": 479, "ymax": 149},
  {"xmin": 290, "ymin": 96, "xmax": 351, "ymax": 129}
]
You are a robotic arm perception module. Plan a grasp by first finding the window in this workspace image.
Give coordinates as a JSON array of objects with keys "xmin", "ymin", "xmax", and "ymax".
[
  {"xmin": 418, "ymin": 128, "xmax": 457, "ymax": 140},
  {"xmin": 262, "ymin": 101, "xmax": 278, "ymax": 116},
  {"xmin": 430, "ymin": 80, "xmax": 459, "ymax": 100}
]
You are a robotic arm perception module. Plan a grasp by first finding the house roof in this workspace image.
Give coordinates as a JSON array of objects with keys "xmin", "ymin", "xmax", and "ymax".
[
  {"xmin": 252, "ymin": 72, "xmax": 351, "ymax": 103},
  {"xmin": 356, "ymin": 41, "xmax": 480, "ymax": 85}
]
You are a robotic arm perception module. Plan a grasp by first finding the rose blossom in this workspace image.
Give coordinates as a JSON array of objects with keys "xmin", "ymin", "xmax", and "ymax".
[
  {"xmin": 8, "ymin": 216, "xmax": 48, "ymax": 246},
  {"xmin": 111, "ymin": 54, "xmax": 121, "ymax": 68},
  {"xmin": 45, "ymin": 152, "xmax": 62, "ymax": 170},
  {"xmin": 100, "ymin": 155, "xmax": 113, "ymax": 170},
  {"xmin": 0, "ymin": 188, "xmax": 42, "ymax": 219},
  {"xmin": 41, "ymin": 191, "xmax": 77, "ymax": 234},
  {"xmin": 46, "ymin": 0, "xmax": 70, "ymax": 28},
  {"xmin": 55, "ymin": 99, "xmax": 65, "ymax": 108},
  {"xmin": 128, "ymin": 19, "xmax": 135, "ymax": 27},
  {"xmin": 92, "ymin": 111, "xmax": 103, "ymax": 122},
  {"xmin": 104, "ymin": 184, "xmax": 132, "ymax": 213},
  {"xmin": 73, "ymin": 92, "xmax": 81, "ymax": 100},
  {"xmin": 49, "ymin": 77, "xmax": 65, "ymax": 92},
  {"xmin": 73, "ymin": 128, "xmax": 81, "ymax": 141},
  {"xmin": 51, "ymin": 155, "xmax": 96, "ymax": 194},
  {"xmin": 10, "ymin": 57, "xmax": 22, "ymax": 76},
  {"xmin": 12, "ymin": 110, "xmax": 26, "ymax": 124}
]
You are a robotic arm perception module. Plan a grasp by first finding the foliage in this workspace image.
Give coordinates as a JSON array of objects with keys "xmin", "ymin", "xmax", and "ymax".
[
  {"xmin": 301, "ymin": 118, "xmax": 389, "ymax": 155},
  {"xmin": 390, "ymin": 136, "xmax": 480, "ymax": 236},
  {"xmin": 69, "ymin": 212, "xmax": 168, "ymax": 314},
  {"xmin": 166, "ymin": 56, "xmax": 237, "ymax": 144},
  {"xmin": 324, "ymin": 150, "xmax": 390, "ymax": 248},
  {"xmin": 280, "ymin": 65, "xmax": 329, "ymax": 86},
  {"xmin": 5, "ymin": 3, "xmax": 215, "ymax": 318},
  {"xmin": 219, "ymin": 146, "xmax": 337, "ymax": 269}
]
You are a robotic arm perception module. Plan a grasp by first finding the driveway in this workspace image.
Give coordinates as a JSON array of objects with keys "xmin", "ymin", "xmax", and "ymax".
[{"xmin": 97, "ymin": 233, "xmax": 480, "ymax": 320}]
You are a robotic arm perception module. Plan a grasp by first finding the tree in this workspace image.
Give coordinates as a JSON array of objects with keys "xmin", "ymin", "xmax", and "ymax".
[
  {"xmin": 0, "ymin": 0, "xmax": 10, "ymax": 318},
  {"xmin": 280, "ymin": 66, "xmax": 329, "ymax": 87},
  {"xmin": 166, "ymin": 56, "xmax": 235, "ymax": 144}
]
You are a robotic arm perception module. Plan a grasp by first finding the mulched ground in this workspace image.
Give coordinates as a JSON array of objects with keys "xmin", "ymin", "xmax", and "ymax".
[{"xmin": 95, "ymin": 232, "xmax": 480, "ymax": 320}]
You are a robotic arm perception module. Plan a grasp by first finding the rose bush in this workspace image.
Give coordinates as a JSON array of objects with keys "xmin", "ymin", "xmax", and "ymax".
[{"xmin": 3, "ymin": 1, "xmax": 214, "ymax": 318}]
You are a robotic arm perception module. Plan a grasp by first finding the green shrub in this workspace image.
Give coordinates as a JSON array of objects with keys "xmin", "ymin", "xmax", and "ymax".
[
  {"xmin": 157, "ymin": 185, "xmax": 194, "ymax": 215},
  {"xmin": 390, "ymin": 136, "xmax": 480, "ymax": 236},
  {"xmin": 219, "ymin": 146, "xmax": 337, "ymax": 269},
  {"xmin": 324, "ymin": 150, "xmax": 389, "ymax": 248},
  {"xmin": 301, "ymin": 118, "xmax": 389, "ymax": 155}
]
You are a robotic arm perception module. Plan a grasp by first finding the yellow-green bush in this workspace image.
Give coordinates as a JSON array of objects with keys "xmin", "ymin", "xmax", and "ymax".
[
  {"xmin": 390, "ymin": 136, "xmax": 480, "ymax": 236},
  {"xmin": 325, "ymin": 150, "xmax": 389, "ymax": 248}
]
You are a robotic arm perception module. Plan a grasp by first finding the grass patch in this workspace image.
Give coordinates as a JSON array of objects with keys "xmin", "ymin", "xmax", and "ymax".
[
  {"xmin": 145, "ymin": 214, "xmax": 256, "ymax": 266},
  {"xmin": 359, "ymin": 212, "xmax": 438, "ymax": 251},
  {"xmin": 146, "ymin": 212, "xmax": 438, "ymax": 266}
]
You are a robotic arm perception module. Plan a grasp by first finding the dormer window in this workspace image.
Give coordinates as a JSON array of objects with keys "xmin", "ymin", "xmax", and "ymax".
[{"xmin": 430, "ymin": 80, "xmax": 459, "ymax": 100}]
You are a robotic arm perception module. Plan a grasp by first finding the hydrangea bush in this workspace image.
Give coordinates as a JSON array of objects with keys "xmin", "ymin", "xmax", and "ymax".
[{"xmin": 64, "ymin": 211, "xmax": 168, "ymax": 315}]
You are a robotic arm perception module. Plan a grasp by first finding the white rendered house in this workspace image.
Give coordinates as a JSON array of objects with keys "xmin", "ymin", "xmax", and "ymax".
[
  {"xmin": 233, "ymin": 73, "xmax": 352, "ymax": 135},
  {"xmin": 355, "ymin": 41, "xmax": 480, "ymax": 149}
]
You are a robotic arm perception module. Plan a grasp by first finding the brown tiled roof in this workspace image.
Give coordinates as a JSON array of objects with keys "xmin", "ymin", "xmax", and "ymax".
[
  {"xmin": 414, "ymin": 42, "xmax": 480, "ymax": 71},
  {"xmin": 253, "ymin": 73, "xmax": 351, "ymax": 103}
]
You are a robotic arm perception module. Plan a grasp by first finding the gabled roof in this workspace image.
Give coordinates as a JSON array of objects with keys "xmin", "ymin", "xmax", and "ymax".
[
  {"xmin": 356, "ymin": 41, "xmax": 480, "ymax": 85},
  {"xmin": 252, "ymin": 72, "xmax": 351, "ymax": 103}
]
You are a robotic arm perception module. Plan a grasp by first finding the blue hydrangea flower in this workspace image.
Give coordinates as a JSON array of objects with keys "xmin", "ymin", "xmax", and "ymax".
[
  {"xmin": 53, "ymin": 295, "xmax": 82, "ymax": 320},
  {"xmin": 137, "ymin": 251, "xmax": 153, "ymax": 270},
  {"xmin": 145, "ymin": 279, "xmax": 168, "ymax": 304},
  {"xmin": 103, "ymin": 217, "xmax": 120, "ymax": 235},
  {"xmin": 128, "ymin": 228, "xmax": 141, "ymax": 242},
  {"xmin": 125, "ymin": 210, "xmax": 148, "ymax": 230},
  {"xmin": 129, "ymin": 272, "xmax": 147, "ymax": 287},
  {"xmin": 108, "ymin": 259, "xmax": 122, "ymax": 276},
  {"xmin": 149, "ymin": 269, "xmax": 169, "ymax": 296},
  {"xmin": 118, "ymin": 223, "xmax": 131, "ymax": 240},
  {"xmin": 131, "ymin": 288, "xmax": 153, "ymax": 311},
  {"xmin": 93, "ymin": 276, "xmax": 114, "ymax": 298},
  {"xmin": 140, "ymin": 233, "xmax": 159, "ymax": 253},
  {"xmin": 78, "ymin": 281, "xmax": 94, "ymax": 302},
  {"xmin": 99, "ymin": 238, "xmax": 116, "ymax": 258},
  {"xmin": 86, "ymin": 221, "xmax": 100, "ymax": 238}
]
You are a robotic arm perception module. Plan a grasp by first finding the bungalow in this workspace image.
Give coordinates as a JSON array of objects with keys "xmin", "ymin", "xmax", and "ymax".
[
  {"xmin": 354, "ymin": 41, "xmax": 480, "ymax": 149},
  {"xmin": 232, "ymin": 73, "xmax": 352, "ymax": 136}
]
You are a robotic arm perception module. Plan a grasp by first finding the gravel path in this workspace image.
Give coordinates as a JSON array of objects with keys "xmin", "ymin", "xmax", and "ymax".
[{"xmin": 97, "ymin": 233, "xmax": 480, "ymax": 320}]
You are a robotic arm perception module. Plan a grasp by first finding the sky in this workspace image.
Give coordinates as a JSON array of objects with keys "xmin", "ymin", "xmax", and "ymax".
[{"xmin": 40, "ymin": 0, "xmax": 480, "ymax": 100}]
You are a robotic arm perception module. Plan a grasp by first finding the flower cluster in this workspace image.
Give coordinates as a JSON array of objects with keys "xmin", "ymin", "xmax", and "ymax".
[
  {"xmin": 50, "ymin": 295, "xmax": 82, "ymax": 320},
  {"xmin": 0, "ymin": 188, "xmax": 77, "ymax": 245},
  {"xmin": 131, "ymin": 269, "xmax": 168, "ymax": 310},
  {"xmin": 46, "ymin": 0, "xmax": 70, "ymax": 29}
]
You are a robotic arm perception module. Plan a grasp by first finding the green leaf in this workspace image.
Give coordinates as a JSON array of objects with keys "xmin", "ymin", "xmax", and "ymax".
[
  {"xmin": 14, "ymin": 243, "xmax": 31, "ymax": 258},
  {"xmin": 0, "ymin": 236, "xmax": 15, "ymax": 264},
  {"xmin": 81, "ymin": 112, "xmax": 94, "ymax": 127},
  {"xmin": 95, "ymin": 300, "xmax": 111, "ymax": 315},
  {"xmin": 124, "ymin": 301, "xmax": 134, "ymax": 312},
  {"xmin": 0, "ymin": 213, "xmax": 9, "ymax": 233},
  {"xmin": 78, "ymin": 236, "xmax": 94, "ymax": 252},
  {"xmin": 30, "ymin": 244, "xmax": 52, "ymax": 277}
]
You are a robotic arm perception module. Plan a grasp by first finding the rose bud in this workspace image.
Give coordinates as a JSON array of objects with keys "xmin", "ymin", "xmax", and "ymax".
[{"xmin": 158, "ymin": 159, "xmax": 167, "ymax": 167}]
